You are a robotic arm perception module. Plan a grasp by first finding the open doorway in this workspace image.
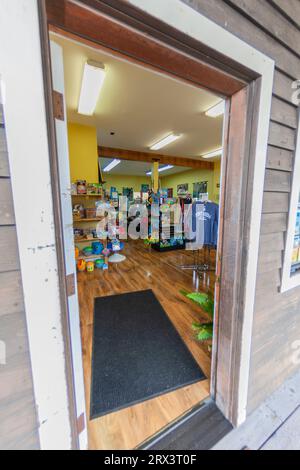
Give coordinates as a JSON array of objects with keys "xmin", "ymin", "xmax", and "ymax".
[
  {"xmin": 37, "ymin": 0, "xmax": 274, "ymax": 451},
  {"xmin": 50, "ymin": 32, "xmax": 224, "ymax": 449}
]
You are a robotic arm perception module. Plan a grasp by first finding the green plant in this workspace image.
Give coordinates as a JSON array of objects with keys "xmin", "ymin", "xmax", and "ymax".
[
  {"xmin": 144, "ymin": 236, "xmax": 159, "ymax": 246},
  {"xmin": 181, "ymin": 290, "xmax": 214, "ymax": 342},
  {"xmin": 192, "ymin": 321, "xmax": 213, "ymax": 341}
]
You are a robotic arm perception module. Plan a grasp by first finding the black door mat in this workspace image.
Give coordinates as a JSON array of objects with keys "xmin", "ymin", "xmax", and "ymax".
[{"xmin": 90, "ymin": 289, "xmax": 205, "ymax": 420}]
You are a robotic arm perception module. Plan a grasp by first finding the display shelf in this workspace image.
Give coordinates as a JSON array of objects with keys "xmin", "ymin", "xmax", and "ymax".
[
  {"xmin": 73, "ymin": 217, "xmax": 104, "ymax": 223},
  {"xmin": 80, "ymin": 253, "xmax": 104, "ymax": 261},
  {"xmin": 153, "ymin": 204, "xmax": 185, "ymax": 252},
  {"xmin": 74, "ymin": 237, "xmax": 104, "ymax": 244},
  {"xmin": 160, "ymin": 224, "xmax": 177, "ymax": 229},
  {"xmin": 72, "ymin": 194, "xmax": 102, "ymax": 198},
  {"xmin": 152, "ymin": 243, "xmax": 185, "ymax": 252}
]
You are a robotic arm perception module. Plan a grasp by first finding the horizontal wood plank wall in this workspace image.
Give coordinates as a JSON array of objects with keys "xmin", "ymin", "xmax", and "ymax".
[
  {"xmin": 0, "ymin": 105, "xmax": 39, "ymax": 450},
  {"xmin": 181, "ymin": 0, "xmax": 300, "ymax": 413}
]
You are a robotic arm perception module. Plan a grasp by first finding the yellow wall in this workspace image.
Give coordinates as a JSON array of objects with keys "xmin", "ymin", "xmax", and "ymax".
[
  {"xmin": 68, "ymin": 122, "xmax": 99, "ymax": 182},
  {"xmin": 67, "ymin": 123, "xmax": 221, "ymax": 203},
  {"xmin": 105, "ymin": 165, "xmax": 221, "ymax": 201},
  {"xmin": 103, "ymin": 174, "xmax": 151, "ymax": 193},
  {"xmin": 160, "ymin": 167, "xmax": 219, "ymax": 202}
]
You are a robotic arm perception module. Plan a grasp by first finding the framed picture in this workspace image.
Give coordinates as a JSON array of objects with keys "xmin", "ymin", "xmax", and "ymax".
[
  {"xmin": 122, "ymin": 187, "xmax": 133, "ymax": 200},
  {"xmin": 193, "ymin": 181, "xmax": 208, "ymax": 198},
  {"xmin": 141, "ymin": 184, "xmax": 149, "ymax": 193},
  {"xmin": 177, "ymin": 183, "xmax": 188, "ymax": 196},
  {"xmin": 167, "ymin": 188, "xmax": 173, "ymax": 198}
]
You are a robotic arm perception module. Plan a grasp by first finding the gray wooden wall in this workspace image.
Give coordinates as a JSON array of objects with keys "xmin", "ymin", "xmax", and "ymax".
[
  {"xmin": 182, "ymin": 0, "xmax": 300, "ymax": 413},
  {"xmin": 0, "ymin": 104, "xmax": 39, "ymax": 449}
]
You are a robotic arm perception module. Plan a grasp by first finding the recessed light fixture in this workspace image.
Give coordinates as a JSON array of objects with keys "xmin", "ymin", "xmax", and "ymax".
[
  {"xmin": 78, "ymin": 61, "xmax": 106, "ymax": 116},
  {"xmin": 201, "ymin": 148, "xmax": 223, "ymax": 159},
  {"xmin": 150, "ymin": 134, "xmax": 181, "ymax": 151},
  {"xmin": 103, "ymin": 159, "xmax": 121, "ymax": 172},
  {"xmin": 146, "ymin": 165, "xmax": 174, "ymax": 176},
  {"xmin": 205, "ymin": 101, "xmax": 225, "ymax": 118}
]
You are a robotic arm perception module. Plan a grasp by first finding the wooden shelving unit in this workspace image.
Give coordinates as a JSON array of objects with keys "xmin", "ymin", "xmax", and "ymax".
[
  {"xmin": 72, "ymin": 194, "xmax": 103, "ymax": 198},
  {"xmin": 80, "ymin": 253, "xmax": 105, "ymax": 262},
  {"xmin": 72, "ymin": 194, "xmax": 106, "ymax": 258},
  {"xmin": 73, "ymin": 218, "xmax": 104, "ymax": 223},
  {"xmin": 74, "ymin": 237, "xmax": 104, "ymax": 244}
]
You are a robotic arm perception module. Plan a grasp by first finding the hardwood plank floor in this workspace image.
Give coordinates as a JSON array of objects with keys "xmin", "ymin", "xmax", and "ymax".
[{"xmin": 77, "ymin": 240, "xmax": 215, "ymax": 450}]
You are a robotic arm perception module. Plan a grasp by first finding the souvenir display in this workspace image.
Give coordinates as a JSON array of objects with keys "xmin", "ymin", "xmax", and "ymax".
[
  {"xmin": 77, "ymin": 259, "xmax": 86, "ymax": 272},
  {"xmin": 86, "ymin": 261, "xmax": 94, "ymax": 273},
  {"xmin": 92, "ymin": 241, "xmax": 104, "ymax": 255},
  {"xmin": 76, "ymin": 180, "xmax": 87, "ymax": 195}
]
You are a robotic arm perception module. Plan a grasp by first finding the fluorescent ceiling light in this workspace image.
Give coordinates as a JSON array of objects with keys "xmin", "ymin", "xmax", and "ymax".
[
  {"xmin": 159, "ymin": 164, "xmax": 174, "ymax": 173},
  {"xmin": 78, "ymin": 61, "xmax": 105, "ymax": 115},
  {"xmin": 103, "ymin": 159, "xmax": 121, "ymax": 172},
  {"xmin": 150, "ymin": 134, "xmax": 181, "ymax": 151},
  {"xmin": 201, "ymin": 148, "xmax": 223, "ymax": 159},
  {"xmin": 146, "ymin": 165, "xmax": 174, "ymax": 176},
  {"xmin": 205, "ymin": 101, "xmax": 225, "ymax": 117}
]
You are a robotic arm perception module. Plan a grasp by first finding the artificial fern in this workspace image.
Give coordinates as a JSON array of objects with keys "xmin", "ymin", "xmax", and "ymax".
[
  {"xmin": 192, "ymin": 322, "xmax": 214, "ymax": 341},
  {"xmin": 181, "ymin": 290, "xmax": 214, "ymax": 342},
  {"xmin": 185, "ymin": 292, "xmax": 214, "ymax": 319}
]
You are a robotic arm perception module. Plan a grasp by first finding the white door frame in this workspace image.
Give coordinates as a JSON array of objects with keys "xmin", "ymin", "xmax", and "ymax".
[
  {"xmin": 0, "ymin": 0, "xmax": 273, "ymax": 448},
  {"xmin": 49, "ymin": 39, "xmax": 87, "ymax": 450}
]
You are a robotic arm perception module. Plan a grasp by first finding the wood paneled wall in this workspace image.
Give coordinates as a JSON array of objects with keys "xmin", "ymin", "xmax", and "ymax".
[
  {"xmin": 182, "ymin": 0, "xmax": 300, "ymax": 413},
  {"xmin": 0, "ymin": 105, "xmax": 39, "ymax": 449}
]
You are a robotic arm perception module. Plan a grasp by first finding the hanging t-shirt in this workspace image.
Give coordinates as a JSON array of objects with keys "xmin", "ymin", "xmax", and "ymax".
[
  {"xmin": 185, "ymin": 201, "xmax": 219, "ymax": 248},
  {"xmin": 202, "ymin": 202, "xmax": 219, "ymax": 247}
]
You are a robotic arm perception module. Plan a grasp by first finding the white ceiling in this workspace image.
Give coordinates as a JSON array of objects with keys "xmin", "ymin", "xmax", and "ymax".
[
  {"xmin": 51, "ymin": 33, "xmax": 223, "ymax": 162},
  {"xmin": 100, "ymin": 158, "xmax": 190, "ymax": 176}
]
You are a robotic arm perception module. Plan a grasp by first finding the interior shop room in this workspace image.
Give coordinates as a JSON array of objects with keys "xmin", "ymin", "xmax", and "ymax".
[{"xmin": 51, "ymin": 33, "xmax": 224, "ymax": 450}]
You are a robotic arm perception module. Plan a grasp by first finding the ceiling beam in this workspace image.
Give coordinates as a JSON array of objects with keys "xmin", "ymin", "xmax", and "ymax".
[{"xmin": 98, "ymin": 146, "xmax": 214, "ymax": 170}]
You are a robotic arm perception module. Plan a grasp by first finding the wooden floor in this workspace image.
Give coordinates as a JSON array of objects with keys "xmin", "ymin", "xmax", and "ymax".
[{"xmin": 77, "ymin": 240, "xmax": 215, "ymax": 450}]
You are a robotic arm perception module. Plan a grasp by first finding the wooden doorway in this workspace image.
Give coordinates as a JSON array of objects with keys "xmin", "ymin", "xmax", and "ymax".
[{"xmin": 38, "ymin": 0, "xmax": 274, "ymax": 448}]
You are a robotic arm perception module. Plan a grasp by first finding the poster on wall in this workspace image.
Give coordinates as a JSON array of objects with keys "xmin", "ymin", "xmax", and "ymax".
[
  {"xmin": 160, "ymin": 188, "xmax": 168, "ymax": 198},
  {"xmin": 177, "ymin": 183, "xmax": 188, "ymax": 196},
  {"xmin": 123, "ymin": 187, "xmax": 133, "ymax": 200},
  {"xmin": 193, "ymin": 181, "xmax": 208, "ymax": 198},
  {"xmin": 141, "ymin": 184, "xmax": 149, "ymax": 193},
  {"xmin": 167, "ymin": 188, "xmax": 173, "ymax": 198},
  {"xmin": 110, "ymin": 186, "xmax": 117, "ymax": 198}
]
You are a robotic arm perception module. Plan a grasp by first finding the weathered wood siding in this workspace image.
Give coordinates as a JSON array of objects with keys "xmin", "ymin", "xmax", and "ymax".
[
  {"xmin": 0, "ymin": 105, "xmax": 39, "ymax": 449},
  {"xmin": 182, "ymin": 0, "xmax": 300, "ymax": 413}
]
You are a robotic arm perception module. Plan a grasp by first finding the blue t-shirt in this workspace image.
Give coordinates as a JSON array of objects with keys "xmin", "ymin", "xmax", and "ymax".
[{"xmin": 192, "ymin": 201, "xmax": 219, "ymax": 247}]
